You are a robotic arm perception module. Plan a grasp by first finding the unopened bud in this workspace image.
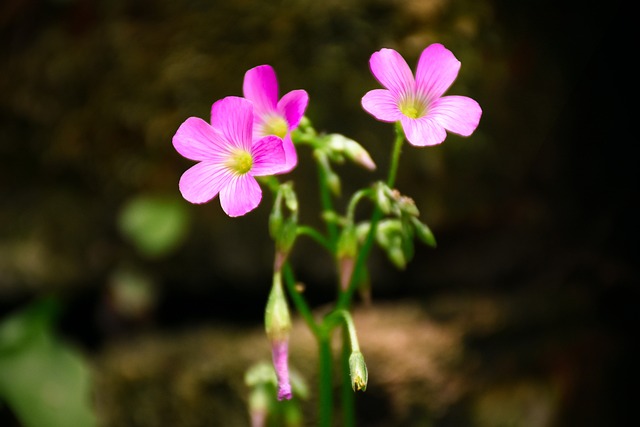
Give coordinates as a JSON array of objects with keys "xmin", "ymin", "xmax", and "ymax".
[
  {"xmin": 349, "ymin": 351, "xmax": 368, "ymax": 392},
  {"xmin": 410, "ymin": 217, "xmax": 437, "ymax": 248},
  {"xmin": 326, "ymin": 134, "xmax": 376, "ymax": 171},
  {"xmin": 265, "ymin": 273, "xmax": 293, "ymax": 400},
  {"xmin": 272, "ymin": 340, "xmax": 292, "ymax": 400},
  {"xmin": 336, "ymin": 225, "xmax": 358, "ymax": 291},
  {"xmin": 265, "ymin": 272, "xmax": 291, "ymax": 342}
]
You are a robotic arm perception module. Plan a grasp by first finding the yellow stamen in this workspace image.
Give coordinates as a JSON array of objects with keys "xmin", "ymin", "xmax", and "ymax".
[
  {"xmin": 399, "ymin": 96, "xmax": 426, "ymax": 119},
  {"xmin": 262, "ymin": 115, "xmax": 288, "ymax": 138},
  {"xmin": 227, "ymin": 150, "xmax": 253, "ymax": 175}
]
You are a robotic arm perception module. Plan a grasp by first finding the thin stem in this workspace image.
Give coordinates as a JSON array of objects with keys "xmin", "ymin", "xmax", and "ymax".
[
  {"xmin": 336, "ymin": 125, "xmax": 405, "ymax": 310},
  {"xmin": 345, "ymin": 188, "xmax": 371, "ymax": 224},
  {"xmin": 315, "ymin": 151, "xmax": 339, "ymax": 252},
  {"xmin": 296, "ymin": 225, "xmax": 332, "ymax": 252},
  {"xmin": 317, "ymin": 333, "xmax": 334, "ymax": 427},
  {"xmin": 282, "ymin": 262, "xmax": 319, "ymax": 337},
  {"xmin": 386, "ymin": 122, "xmax": 404, "ymax": 188},
  {"xmin": 341, "ymin": 329, "xmax": 356, "ymax": 427}
]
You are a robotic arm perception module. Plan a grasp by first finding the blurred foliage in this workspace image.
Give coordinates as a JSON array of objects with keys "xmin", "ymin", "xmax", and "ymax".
[
  {"xmin": 0, "ymin": 298, "xmax": 97, "ymax": 427},
  {"xmin": 118, "ymin": 194, "xmax": 190, "ymax": 259}
]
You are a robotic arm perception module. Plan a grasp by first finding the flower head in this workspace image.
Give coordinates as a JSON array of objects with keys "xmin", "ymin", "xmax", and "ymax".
[
  {"xmin": 173, "ymin": 96, "xmax": 288, "ymax": 217},
  {"xmin": 361, "ymin": 43, "xmax": 482, "ymax": 147},
  {"xmin": 243, "ymin": 65, "xmax": 309, "ymax": 172}
]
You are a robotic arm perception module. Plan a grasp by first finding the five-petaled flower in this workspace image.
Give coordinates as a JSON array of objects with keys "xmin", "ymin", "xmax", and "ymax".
[
  {"xmin": 243, "ymin": 65, "xmax": 309, "ymax": 173},
  {"xmin": 173, "ymin": 96, "xmax": 289, "ymax": 217},
  {"xmin": 361, "ymin": 43, "xmax": 482, "ymax": 147}
]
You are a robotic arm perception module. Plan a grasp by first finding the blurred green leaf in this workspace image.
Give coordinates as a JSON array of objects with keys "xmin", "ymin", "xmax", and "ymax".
[
  {"xmin": 0, "ymin": 298, "xmax": 97, "ymax": 427},
  {"xmin": 118, "ymin": 194, "xmax": 191, "ymax": 258}
]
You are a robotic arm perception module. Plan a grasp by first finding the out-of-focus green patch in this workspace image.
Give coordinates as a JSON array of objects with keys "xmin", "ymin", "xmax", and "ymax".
[
  {"xmin": 118, "ymin": 194, "xmax": 191, "ymax": 258},
  {"xmin": 0, "ymin": 298, "xmax": 97, "ymax": 427}
]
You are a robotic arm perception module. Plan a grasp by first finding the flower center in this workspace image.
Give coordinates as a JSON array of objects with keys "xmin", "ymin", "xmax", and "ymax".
[
  {"xmin": 262, "ymin": 115, "xmax": 289, "ymax": 138},
  {"xmin": 227, "ymin": 150, "xmax": 253, "ymax": 175},
  {"xmin": 399, "ymin": 96, "xmax": 426, "ymax": 119}
]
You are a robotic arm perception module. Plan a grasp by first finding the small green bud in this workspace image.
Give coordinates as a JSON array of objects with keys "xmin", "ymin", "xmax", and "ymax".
[
  {"xmin": 265, "ymin": 272, "xmax": 291, "ymax": 342},
  {"xmin": 410, "ymin": 217, "xmax": 437, "ymax": 248},
  {"xmin": 376, "ymin": 220, "xmax": 408, "ymax": 269},
  {"xmin": 281, "ymin": 182, "xmax": 299, "ymax": 213},
  {"xmin": 349, "ymin": 351, "xmax": 368, "ymax": 392},
  {"xmin": 397, "ymin": 195, "xmax": 419, "ymax": 217},
  {"xmin": 326, "ymin": 134, "xmax": 376, "ymax": 170},
  {"xmin": 373, "ymin": 183, "xmax": 391, "ymax": 214}
]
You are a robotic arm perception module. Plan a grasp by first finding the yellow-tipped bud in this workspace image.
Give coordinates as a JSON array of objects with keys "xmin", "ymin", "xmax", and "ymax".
[{"xmin": 349, "ymin": 351, "xmax": 368, "ymax": 392}]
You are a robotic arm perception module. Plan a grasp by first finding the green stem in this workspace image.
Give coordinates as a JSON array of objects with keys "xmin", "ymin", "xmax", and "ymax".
[
  {"xmin": 345, "ymin": 189, "xmax": 370, "ymax": 224},
  {"xmin": 387, "ymin": 122, "xmax": 404, "ymax": 188},
  {"xmin": 296, "ymin": 225, "xmax": 332, "ymax": 252},
  {"xmin": 336, "ymin": 124, "xmax": 405, "ymax": 310},
  {"xmin": 341, "ymin": 329, "xmax": 356, "ymax": 427},
  {"xmin": 282, "ymin": 262, "xmax": 319, "ymax": 337},
  {"xmin": 318, "ymin": 332, "xmax": 334, "ymax": 427},
  {"xmin": 316, "ymin": 152, "xmax": 339, "ymax": 252}
]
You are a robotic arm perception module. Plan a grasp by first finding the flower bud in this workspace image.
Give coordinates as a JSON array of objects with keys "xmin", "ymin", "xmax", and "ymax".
[
  {"xmin": 326, "ymin": 134, "xmax": 376, "ymax": 170},
  {"xmin": 348, "ymin": 351, "xmax": 368, "ymax": 392},
  {"xmin": 272, "ymin": 340, "xmax": 292, "ymax": 400},
  {"xmin": 410, "ymin": 216, "xmax": 437, "ymax": 248},
  {"xmin": 336, "ymin": 225, "xmax": 358, "ymax": 291},
  {"xmin": 265, "ymin": 272, "xmax": 293, "ymax": 400},
  {"xmin": 248, "ymin": 385, "xmax": 270, "ymax": 427},
  {"xmin": 265, "ymin": 272, "xmax": 291, "ymax": 343}
]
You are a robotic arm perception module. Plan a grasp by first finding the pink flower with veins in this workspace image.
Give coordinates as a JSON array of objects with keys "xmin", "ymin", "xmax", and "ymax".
[
  {"xmin": 243, "ymin": 65, "xmax": 309, "ymax": 173},
  {"xmin": 172, "ymin": 96, "xmax": 288, "ymax": 217},
  {"xmin": 361, "ymin": 43, "xmax": 482, "ymax": 147}
]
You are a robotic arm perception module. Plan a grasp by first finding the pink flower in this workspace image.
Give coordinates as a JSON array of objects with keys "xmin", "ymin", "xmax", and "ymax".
[
  {"xmin": 173, "ymin": 96, "xmax": 288, "ymax": 217},
  {"xmin": 243, "ymin": 65, "xmax": 309, "ymax": 173},
  {"xmin": 361, "ymin": 43, "xmax": 482, "ymax": 147}
]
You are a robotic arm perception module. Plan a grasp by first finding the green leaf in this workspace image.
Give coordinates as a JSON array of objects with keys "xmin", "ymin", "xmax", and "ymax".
[
  {"xmin": 0, "ymin": 298, "xmax": 97, "ymax": 427},
  {"xmin": 118, "ymin": 194, "xmax": 190, "ymax": 258}
]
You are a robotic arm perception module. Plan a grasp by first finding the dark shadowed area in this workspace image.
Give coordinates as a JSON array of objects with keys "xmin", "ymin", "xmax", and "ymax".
[{"xmin": 1, "ymin": 0, "xmax": 636, "ymax": 426}]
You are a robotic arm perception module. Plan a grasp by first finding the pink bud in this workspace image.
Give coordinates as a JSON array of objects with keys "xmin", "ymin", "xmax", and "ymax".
[{"xmin": 272, "ymin": 340, "xmax": 292, "ymax": 400}]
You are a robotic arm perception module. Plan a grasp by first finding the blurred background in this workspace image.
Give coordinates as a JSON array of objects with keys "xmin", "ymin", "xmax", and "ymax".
[{"xmin": 0, "ymin": 0, "xmax": 636, "ymax": 426}]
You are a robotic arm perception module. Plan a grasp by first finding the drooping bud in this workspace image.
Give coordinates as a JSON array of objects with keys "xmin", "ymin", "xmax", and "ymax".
[
  {"xmin": 349, "ymin": 350, "xmax": 368, "ymax": 391},
  {"xmin": 247, "ymin": 385, "xmax": 270, "ymax": 427},
  {"xmin": 272, "ymin": 340, "xmax": 292, "ymax": 400},
  {"xmin": 264, "ymin": 271, "xmax": 293, "ymax": 400},
  {"xmin": 376, "ymin": 219, "xmax": 408, "ymax": 269},
  {"xmin": 325, "ymin": 134, "xmax": 376, "ymax": 170},
  {"xmin": 410, "ymin": 216, "xmax": 437, "ymax": 248}
]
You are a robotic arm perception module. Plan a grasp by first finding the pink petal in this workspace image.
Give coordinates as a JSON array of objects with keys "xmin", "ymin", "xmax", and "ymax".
[
  {"xmin": 415, "ymin": 43, "xmax": 461, "ymax": 100},
  {"xmin": 250, "ymin": 135, "xmax": 290, "ymax": 175},
  {"xmin": 278, "ymin": 134, "xmax": 298, "ymax": 173},
  {"xmin": 219, "ymin": 174, "xmax": 262, "ymax": 217},
  {"xmin": 272, "ymin": 340, "xmax": 292, "ymax": 401},
  {"xmin": 369, "ymin": 48, "xmax": 415, "ymax": 96},
  {"xmin": 178, "ymin": 161, "xmax": 233, "ymax": 204},
  {"xmin": 243, "ymin": 65, "xmax": 279, "ymax": 118},
  {"xmin": 277, "ymin": 89, "xmax": 309, "ymax": 130},
  {"xmin": 361, "ymin": 89, "xmax": 403, "ymax": 122},
  {"xmin": 430, "ymin": 95, "xmax": 482, "ymax": 137},
  {"xmin": 400, "ymin": 116, "xmax": 447, "ymax": 147},
  {"xmin": 172, "ymin": 117, "xmax": 228, "ymax": 162},
  {"xmin": 210, "ymin": 96, "xmax": 253, "ymax": 151}
]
